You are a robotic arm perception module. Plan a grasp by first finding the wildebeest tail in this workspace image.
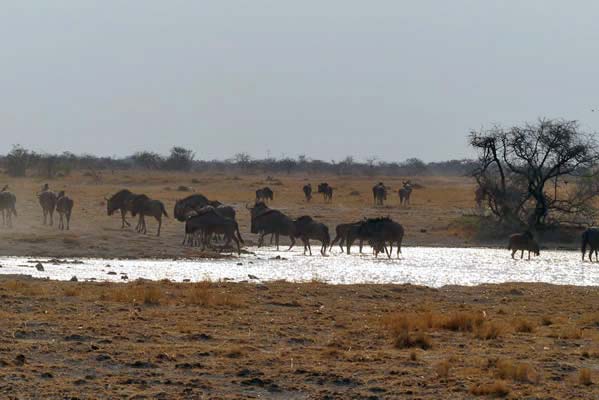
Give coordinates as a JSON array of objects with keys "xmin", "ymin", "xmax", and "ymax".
[{"xmin": 236, "ymin": 223, "xmax": 244, "ymax": 244}]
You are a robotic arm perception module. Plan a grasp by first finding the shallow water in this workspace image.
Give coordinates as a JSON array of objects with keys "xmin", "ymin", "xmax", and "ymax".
[{"xmin": 0, "ymin": 246, "xmax": 597, "ymax": 287}]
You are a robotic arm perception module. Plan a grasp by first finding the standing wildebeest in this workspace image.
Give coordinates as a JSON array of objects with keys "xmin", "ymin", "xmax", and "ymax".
[
  {"xmin": 581, "ymin": 227, "xmax": 599, "ymax": 261},
  {"xmin": 56, "ymin": 191, "xmax": 74, "ymax": 230},
  {"xmin": 293, "ymin": 216, "xmax": 330, "ymax": 256},
  {"xmin": 38, "ymin": 188, "xmax": 57, "ymax": 226},
  {"xmin": 255, "ymin": 187, "xmax": 274, "ymax": 202},
  {"xmin": 128, "ymin": 195, "xmax": 169, "ymax": 236},
  {"xmin": 106, "ymin": 189, "xmax": 139, "ymax": 228},
  {"xmin": 372, "ymin": 183, "xmax": 387, "ymax": 206},
  {"xmin": 317, "ymin": 183, "xmax": 333, "ymax": 202},
  {"xmin": 180, "ymin": 204, "xmax": 237, "ymax": 245},
  {"xmin": 398, "ymin": 181, "xmax": 413, "ymax": 206},
  {"xmin": 347, "ymin": 217, "xmax": 404, "ymax": 258},
  {"xmin": 303, "ymin": 184, "xmax": 312, "ymax": 202},
  {"xmin": 0, "ymin": 191, "xmax": 17, "ymax": 227},
  {"xmin": 174, "ymin": 194, "xmax": 211, "ymax": 222},
  {"xmin": 329, "ymin": 221, "xmax": 366, "ymax": 253},
  {"xmin": 508, "ymin": 231, "xmax": 540, "ymax": 260},
  {"xmin": 248, "ymin": 202, "xmax": 295, "ymax": 250},
  {"xmin": 184, "ymin": 209, "xmax": 244, "ymax": 254}
]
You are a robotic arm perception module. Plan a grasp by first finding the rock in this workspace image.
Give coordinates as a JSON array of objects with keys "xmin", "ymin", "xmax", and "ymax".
[
  {"xmin": 256, "ymin": 284, "xmax": 269, "ymax": 291},
  {"xmin": 35, "ymin": 263, "xmax": 44, "ymax": 271},
  {"xmin": 237, "ymin": 262, "xmax": 243, "ymax": 266},
  {"xmin": 70, "ymin": 276, "xmax": 78, "ymax": 282},
  {"xmin": 248, "ymin": 274, "xmax": 259, "ymax": 280},
  {"xmin": 107, "ymin": 271, "xmax": 117, "ymax": 275},
  {"xmin": 121, "ymin": 275, "xmax": 128, "ymax": 280},
  {"xmin": 40, "ymin": 372, "xmax": 53, "ymax": 379},
  {"xmin": 420, "ymin": 229, "xmax": 427, "ymax": 233},
  {"xmin": 182, "ymin": 279, "xmax": 191, "ymax": 282},
  {"xmin": 14, "ymin": 354, "xmax": 26, "ymax": 366}
]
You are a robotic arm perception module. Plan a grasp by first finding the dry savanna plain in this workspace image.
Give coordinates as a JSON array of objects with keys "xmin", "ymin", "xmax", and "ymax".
[{"xmin": 0, "ymin": 171, "xmax": 598, "ymax": 399}]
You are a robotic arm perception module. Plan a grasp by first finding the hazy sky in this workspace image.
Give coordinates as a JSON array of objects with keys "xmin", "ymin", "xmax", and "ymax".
[{"xmin": 2, "ymin": 1, "xmax": 599, "ymax": 162}]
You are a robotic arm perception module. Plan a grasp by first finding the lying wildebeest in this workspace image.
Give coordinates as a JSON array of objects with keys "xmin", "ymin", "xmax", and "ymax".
[
  {"xmin": 38, "ymin": 186, "xmax": 57, "ymax": 226},
  {"xmin": 128, "ymin": 195, "xmax": 168, "ymax": 236},
  {"xmin": 248, "ymin": 202, "xmax": 295, "ymax": 250},
  {"xmin": 174, "ymin": 194, "xmax": 211, "ymax": 222},
  {"xmin": 303, "ymin": 184, "xmax": 312, "ymax": 202},
  {"xmin": 318, "ymin": 183, "xmax": 333, "ymax": 202},
  {"xmin": 0, "ymin": 191, "xmax": 17, "ymax": 227},
  {"xmin": 106, "ymin": 189, "xmax": 139, "ymax": 228},
  {"xmin": 184, "ymin": 209, "xmax": 244, "ymax": 255},
  {"xmin": 508, "ymin": 231, "xmax": 540, "ymax": 260},
  {"xmin": 347, "ymin": 217, "xmax": 404, "ymax": 258},
  {"xmin": 56, "ymin": 191, "xmax": 74, "ymax": 230},
  {"xmin": 398, "ymin": 181, "xmax": 413, "ymax": 206},
  {"xmin": 372, "ymin": 183, "xmax": 386, "ymax": 206},
  {"xmin": 293, "ymin": 216, "xmax": 330, "ymax": 256},
  {"xmin": 255, "ymin": 187, "xmax": 274, "ymax": 202},
  {"xmin": 581, "ymin": 227, "xmax": 599, "ymax": 262}
]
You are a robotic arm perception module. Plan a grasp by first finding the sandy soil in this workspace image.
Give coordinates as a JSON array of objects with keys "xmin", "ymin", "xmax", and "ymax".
[
  {"xmin": 0, "ymin": 171, "xmax": 502, "ymax": 259},
  {"xmin": 0, "ymin": 276, "xmax": 598, "ymax": 399}
]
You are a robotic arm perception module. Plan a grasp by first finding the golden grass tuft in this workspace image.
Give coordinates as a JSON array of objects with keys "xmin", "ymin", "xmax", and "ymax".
[
  {"xmin": 394, "ymin": 330, "xmax": 432, "ymax": 350},
  {"xmin": 470, "ymin": 381, "xmax": 510, "ymax": 397},
  {"xmin": 475, "ymin": 321, "xmax": 504, "ymax": 340},
  {"xmin": 183, "ymin": 282, "xmax": 242, "ymax": 307},
  {"xmin": 513, "ymin": 318, "xmax": 535, "ymax": 333},
  {"xmin": 101, "ymin": 283, "xmax": 163, "ymax": 305},
  {"xmin": 62, "ymin": 286, "xmax": 81, "ymax": 297},
  {"xmin": 434, "ymin": 359, "xmax": 451, "ymax": 379},
  {"xmin": 579, "ymin": 368, "xmax": 593, "ymax": 386},
  {"xmin": 549, "ymin": 326, "xmax": 583, "ymax": 340},
  {"xmin": 440, "ymin": 311, "xmax": 485, "ymax": 332},
  {"xmin": 495, "ymin": 360, "xmax": 540, "ymax": 383}
]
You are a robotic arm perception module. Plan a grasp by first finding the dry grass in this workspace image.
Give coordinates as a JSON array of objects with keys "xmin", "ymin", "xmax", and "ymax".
[
  {"xmin": 541, "ymin": 316, "xmax": 553, "ymax": 326},
  {"xmin": 579, "ymin": 368, "xmax": 593, "ymax": 386},
  {"xmin": 513, "ymin": 318, "xmax": 535, "ymax": 333},
  {"xmin": 394, "ymin": 330, "xmax": 432, "ymax": 350},
  {"xmin": 475, "ymin": 321, "xmax": 504, "ymax": 340},
  {"xmin": 439, "ymin": 311, "xmax": 485, "ymax": 332},
  {"xmin": 549, "ymin": 326, "xmax": 583, "ymax": 340},
  {"xmin": 183, "ymin": 282, "xmax": 242, "ymax": 307},
  {"xmin": 434, "ymin": 359, "xmax": 451, "ymax": 379},
  {"xmin": 470, "ymin": 381, "xmax": 510, "ymax": 397},
  {"xmin": 62, "ymin": 286, "xmax": 81, "ymax": 297},
  {"xmin": 101, "ymin": 283, "xmax": 163, "ymax": 305},
  {"xmin": 495, "ymin": 360, "xmax": 540, "ymax": 383}
]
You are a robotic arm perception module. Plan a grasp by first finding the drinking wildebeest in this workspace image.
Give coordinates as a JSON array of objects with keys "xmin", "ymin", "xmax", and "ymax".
[
  {"xmin": 38, "ymin": 187, "xmax": 57, "ymax": 226},
  {"xmin": 372, "ymin": 183, "xmax": 386, "ymax": 206},
  {"xmin": 398, "ymin": 181, "xmax": 413, "ymax": 206},
  {"xmin": 303, "ymin": 184, "xmax": 312, "ymax": 202},
  {"xmin": 0, "ymin": 191, "xmax": 17, "ymax": 227},
  {"xmin": 174, "ymin": 194, "xmax": 211, "ymax": 221},
  {"xmin": 248, "ymin": 202, "xmax": 295, "ymax": 250},
  {"xmin": 293, "ymin": 216, "xmax": 330, "ymax": 256},
  {"xmin": 581, "ymin": 227, "xmax": 599, "ymax": 262},
  {"xmin": 106, "ymin": 189, "xmax": 139, "ymax": 228},
  {"xmin": 508, "ymin": 231, "xmax": 540, "ymax": 260},
  {"xmin": 184, "ymin": 209, "xmax": 244, "ymax": 254},
  {"xmin": 255, "ymin": 187, "xmax": 274, "ymax": 202},
  {"xmin": 317, "ymin": 183, "xmax": 333, "ymax": 202},
  {"xmin": 347, "ymin": 217, "xmax": 404, "ymax": 258},
  {"xmin": 56, "ymin": 191, "xmax": 74, "ymax": 230},
  {"xmin": 128, "ymin": 195, "xmax": 169, "ymax": 236}
]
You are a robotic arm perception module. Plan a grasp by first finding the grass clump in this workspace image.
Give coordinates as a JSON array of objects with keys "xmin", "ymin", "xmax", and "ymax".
[
  {"xmin": 579, "ymin": 368, "xmax": 593, "ymax": 386},
  {"xmin": 470, "ymin": 381, "xmax": 510, "ymax": 397},
  {"xmin": 394, "ymin": 330, "xmax": 432, "ymax": 350},
  {"xmin": 183, "ymin": 282, "xmax": 242, "ymax": 307},
  {"xmin": 475, "ymin": 321, "xmax": 504, "ymax": 340},
  {"xmin": 495, "ymin": 360, "xmax": 540, "ymax": 383},
  {"xmin": 440, "ymin": 311, "xmax": 485, "ymax": 332},
  {"xmin": 513, "ymin": 318, "xmax": 535, "ymax": 333}
]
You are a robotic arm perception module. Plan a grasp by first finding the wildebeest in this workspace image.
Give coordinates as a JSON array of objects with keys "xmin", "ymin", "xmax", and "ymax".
[
  {"xmin": 174, "ymin": 194, "xmax": 211, "ymax": 222},
  {"xmin": 106, "ymin": 189, "xmax": 138, "ymax": 228},
  {"xmin": 0, "ymin": 191, "xmax": 17, "ymax": 227},
  {"xmin": 347, "ymin": 217, "xmax": 404, "ymax": 258},
  {"xmin": 184, "ymin": 209, "xmax": 244, "ymax": 254},
  {"xmin": 581, "ymin": 227, "xmax": 599, "ymax": 261},
  {"xmin": 303, "ymin": 184, "xmax": 312, "ymax": 202},
  {"xmin": 180, "ymin": 204, "xmax": 236, "ymax": 245},
  {"xmin": 398, "ymin": 181, "xmax": 413, "ymax": 206},
  {"xmin": 248, "ymin": 202, "xmax": 295, "ymax": 250},
  {"xmin": 38, "ymin": 187, "xmax": 57, "ymax": 226},
  {"xmin": 255, "ymin": 187, "xmax": 274, "ymax": 202},
  {"xmin": 293, "ymin": 216, "xmax": 330, "ymax": 256},
  {"xmin": 329, "ymin": 221, "xmax": 365, "ymax": 253},
  {"xmin": 317, "ymin": 183, "xmax": 333, "ymax": 202},
  {"xmin": 56, "ymin": 191, "xmax": 74, "ymax": 230},
  {"xmin": 372, "ymin": 183, "xmax": 387, "ymax": 206},
  {"xmin": 128, "ymin": 195, "xmax": 169, "ymax": 236},
  {"xmin": 508, "ymin": 231, "xmax": 540, "ymax": 260}
]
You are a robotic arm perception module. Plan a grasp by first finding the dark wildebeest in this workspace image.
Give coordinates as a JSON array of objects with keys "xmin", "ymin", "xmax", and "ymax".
[
  {"xmin": 180, "ymin": 204, "xmax": 236, "ymax": 245},
  {"xmin": 38, "ymin": 188, "xmax": 57, "ymax": 226},
  {"xmin": 174, "ymin": 194, "xmax": 211, "ymax": 222},
  {"xmin": 255, "ymin": 187, "xmax": 274, "ymax": 202},
  {"xmin": 581, "ymin": 227, "xmax": 599, "ymax": 261},
  {"xmin": 347, "ymin": 217, "xmax": 404, "ymax": 258},
  {"xmin": 293, "ymin": 216, "xmax": 330, "ymax": 256},
  {"xmin": 56, "ymin": 191, "xmax": 74, "ymax": 230},
  {"xmin": 248, "ymin": 202, "xmax": 295, "ymax": 250},
  {"xmin": 128, "ymin": 195, "xmax": 169, "ymax": 236},
  {"xmin": 106, "ymin": 189, "xmax": 138, "ymax": 228},
  {"xmin": 329, "ymin": 221, "xmax": 365, "ymax": 253},
  {"xmin": 184, "ymin": 209, "xmax": 244, "ymax": 255},
  {"xmin": 0, "ymin": 191, "xmax": 17, "ymax": 227},
  {"xmin": 303, "ymin": 184, "xmax": 312, "ymax": 202},
  {"xmin": 398, "ymin": 181, "xmax": 413, "ymax": 206},
  {"xmin": 317, "ymin": 183, "xmax": 333, "ymax": 202},
  {"xmin": 508, "ymin": 231, "xmax": 540, "ymax": 260},
  {"xmin": 372, "ymin": 183, "xmax": 386, "ymax": 206}
]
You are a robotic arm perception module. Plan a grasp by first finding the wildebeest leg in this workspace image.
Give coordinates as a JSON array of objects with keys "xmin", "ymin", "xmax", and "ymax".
[
  {"xmin": 275, "ymin": 233, "xmax": 280, "ymax": 251},
  {"xmin": 66, "ymin": 211, "xmax": 71, "ymax": 230},
  {"xmin": 511, "ymin": 249, "xmax": 516, "ymax": 259},
  {"xmin": 520, "ymin": 250, "xmax": 524, "ymax": 259},
  {"xmin": 120, "ymin": 209, "xmax": 130, "ymax": 228},
  {"xmin": 58, "ymin": 213, "xmax": 63, "ymax": 230},
  {"xmin": 385, "ymin": 244, "xmax": 391, "ymax": 259},
  {"xmin": 42, "ymin": 209, "xmax": 46, "ymax": 225},
  {"xmin": 288, "ymin": 235, "xmax": 295, "ymax": 251},
  {"xmin": 156, "ymin": 215, "xmax": 161, "ymax": 236},
  {"xmin": 359, "ymin": 240, "xmax": 364, "ymax": 254},
  {"xmin": 258, "ymin": 232, "xmax": 265, "ymax": 248},
  {"xmin": 528, "ymin": 250, "xmax": 531, "ymax": 260},
  {"xmin": 49, "ymin": 210, "xmax": 54, "ymax": 226}
]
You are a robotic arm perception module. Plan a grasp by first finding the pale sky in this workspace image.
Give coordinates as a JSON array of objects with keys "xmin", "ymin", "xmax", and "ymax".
[{"xmin": 1, "ymin": 1, "xmax": 599, "ymax": 162}]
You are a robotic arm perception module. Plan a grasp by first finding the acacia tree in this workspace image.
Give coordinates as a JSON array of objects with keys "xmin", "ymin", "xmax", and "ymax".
[{"xmin": 470, "ymin": 119, "xmax": 599, "ymax": 227}]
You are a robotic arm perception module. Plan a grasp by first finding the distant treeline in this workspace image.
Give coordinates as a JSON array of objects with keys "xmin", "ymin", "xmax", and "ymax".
[{"xmin": 0, "ymin": 145, "xmax": 475, "ymax": 178}]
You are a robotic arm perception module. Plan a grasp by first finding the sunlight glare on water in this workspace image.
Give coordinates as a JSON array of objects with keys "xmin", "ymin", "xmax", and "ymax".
[{"xmin": 0, "ymin": 246, "xmax": 597, "ymax": 288}]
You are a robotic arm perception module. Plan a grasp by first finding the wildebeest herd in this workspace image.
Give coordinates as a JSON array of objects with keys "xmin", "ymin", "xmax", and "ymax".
[{"xmin": 2, "ymin": 181, "xmax": 599, "ymax": 261}]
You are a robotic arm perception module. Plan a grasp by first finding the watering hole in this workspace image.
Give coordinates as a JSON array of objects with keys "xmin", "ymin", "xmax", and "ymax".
[{"xmin": 0, "ymin": 246, "xmax": 597, "ymax": 287}]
